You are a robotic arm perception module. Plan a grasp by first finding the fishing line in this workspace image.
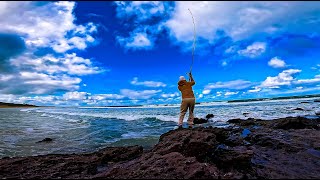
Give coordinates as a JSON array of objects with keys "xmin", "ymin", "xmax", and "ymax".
[{"xmin": 188, "ymin": 8, "xmax": 196, "ymax": 74}]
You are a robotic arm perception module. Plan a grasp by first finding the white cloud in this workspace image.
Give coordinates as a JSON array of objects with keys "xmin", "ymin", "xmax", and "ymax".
[
  {"xmin": 202, "ymin": 89, "xmax": 211, "ymax": 95},
  {"xmin": 221, "ymin": 61, "xmax": 228, "ymax": 66},
  {"xmin": 120, "ymin": 89, "xmax": 162, "ymax": 99},
  {"xmin": 114, "ymin": 1, "xmax": 171, "ymax": 50},
  {"xmin": 204, "ymin": 80, "xmax": 252, "ymax": 90},
  {"xmin": 0, "ymin": 75, "xmax": 14, "ymax": 82},
  {"xmin": 0, "ymin": 2, "xmax": 104, "ymax": 96},
  {"xmin": 165, "ymin": 1, "xmax": 320, "ymax": 43},
  {"xmin": 131, "ymin": 77, "xmax": 166, "ymax": 87},
  {"xmin": 293, "ymin": 75, "xmax": 320, "ymax": 85},
  {"xmin": 261, "ymin": 69, "xmax": 301, "ymax": 87},
  {"xmin": 224, "ymin": 91, "xmax": 239, "ymax": 96},
  {"xmin": 161, "ymin": 92, "xmax": 179, "ymax": 98},
  {"xmin": 268, "ymin": 57, "xmax": 286, "ymax": 68},
  {"xmin": 12, "ymin": 53, "xmax": 104, "ymax": 76},
  {"xmin": 0, "ymin": 2, "xmax": 97, "ymax": 53},
  {"xmin": 114, "ymin": 1, "xmax": 320, "ymax": 55},
  {"xmin": 265, "ymin": 86, "xmax": 320, "ymax": 96},
  {"xmin": 115, "ymin": 1, "xmax": 166, "ymax": 22},
  {"xmin": 216, "ymin": 91, "xmax": 222, "ymax": 97},
  {"xmin": 117, "ymin": 33, "xmax": 153, "ymax": 50},
  {"xmin": 63, "ymin": 91, "xmax": 89, "ymax": 101},
  {"xmin": 237, "ymin": 42, "xmax": 266, "ymax": 58},
  {"xmin": 91, "ymin": 94, "xmax": 125, "ymax": 100},
  {"xmin": 248, "ymin": 87, "xmax": 262, "ymax": 93},
  {"xmin": 16, "ymin": 71, "xmax": 81, "ymax": 94}
]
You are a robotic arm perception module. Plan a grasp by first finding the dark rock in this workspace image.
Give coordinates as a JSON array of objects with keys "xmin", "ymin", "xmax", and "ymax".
[
  {"xmin": 193, "ymin": 117, "xmax": 208, "ymax": 124},
  {"xmin": 227, "ymin": 118, "xmax": 243, "ymax": 124},
  {"xmin": 243, "ymin": 112, "xmax": 250, "ymax": 116},
  {"xmin": 314, "ymin": 99, "xmax": 320, "ymax": 102},
  {"xmin": 0, "ymin": 146, "xmax": 143, "ymax": 179},
  {"xmin": 36, "ymin": 138, "xmax": 53, "ymax": 143},
  {"xmin": 316, "ymin": 112, "xmax": 320, "ymax": 116},
  {"xmin": 224, "ymin": 134, "xmax": 243, "ymax": 147},
  {"xmin": 211, "ymin": 145, "xmax": 254, "ymax": 171},
  {"xmin": 271, "ymin": 116, "xmax": 319, "ymax": 130},
  {"xmin": 293, "ymin": 107, "xmax": 304, "ymax": 111},
  {"xmin": 300, "ymin": 101, "xmax": 310, "ymax": 104},
  {"xmin": 100, "ymin": 145, "xmax": 143, "ymax": 163},
  {"xmin": 206, "ymin": 114, "xmax": 214, "ymax": 119},
  {"xmin": 227, "ymin": 118, "xmax": 259, "ymax": 127}
]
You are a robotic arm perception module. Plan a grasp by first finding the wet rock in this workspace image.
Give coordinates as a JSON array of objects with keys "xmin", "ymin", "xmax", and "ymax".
[
  {"xmin": 193, "ymin": 117, "xmax": 208, "ymax": 124},
  {"xmin": 314, "ymin": 99, "xmax": 320, "ymax": 102},
  {"xmin": 36, "ymin": 138, "xmax": 53, "ymax": 143},
  {"xmin": 315, "ymin": 112, "xmax": 320, "ymax": 116},
  {"xmin": 206, "ymin": 114, "xmax": 214, "ymax": 119}
]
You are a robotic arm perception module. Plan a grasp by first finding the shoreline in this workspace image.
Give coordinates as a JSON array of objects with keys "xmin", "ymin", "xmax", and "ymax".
[{"xmin": 1, "ymin": 115, "xmax": 319, "ymax": 179}]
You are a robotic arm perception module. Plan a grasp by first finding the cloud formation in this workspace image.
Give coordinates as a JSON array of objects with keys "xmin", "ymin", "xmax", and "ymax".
[
  {"xmin": 204, "ymin": 80, "xmax": 253, "ymax": 91},
  {"xmin": 268, "ymin": 57, "xmax": 286, "ymax": 68},
  {"xmin": 237, "ymin": 42, "xmax": 266, "ymax": 58},
  {"xmin": 131, "ymin": 77, "xmax": 166, "ymax": 87},
  {"xmin": 261, "ymin": 69, "xmax": 301, "ymax": 88},
  {"xmin": 120, "ymin": 89, "xmax": 162, "ymax": 99},
  {"xmin": 0, "ymin": 2, "xmax": 103, "ymax": 96}
]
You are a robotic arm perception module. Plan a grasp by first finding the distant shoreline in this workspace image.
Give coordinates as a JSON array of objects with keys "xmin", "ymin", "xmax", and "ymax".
[
  {"xmin": 1, "ymin": 93, "xmax": 319, "ymax": 108},
  {"xmin": 227, "ymin": 94, "xmax": 320, "ymax": 103}
]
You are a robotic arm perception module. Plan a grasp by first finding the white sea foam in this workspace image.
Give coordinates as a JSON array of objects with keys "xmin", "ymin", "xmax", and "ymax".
[{"xmin": 121, "ymin": 132, "xmax": 145, "ymax": 138}]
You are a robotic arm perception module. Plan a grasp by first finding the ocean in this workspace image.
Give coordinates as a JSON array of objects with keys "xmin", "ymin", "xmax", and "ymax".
[{"xmin": 0, "ymin": 98, "xmax": 319, "ymax": 158}]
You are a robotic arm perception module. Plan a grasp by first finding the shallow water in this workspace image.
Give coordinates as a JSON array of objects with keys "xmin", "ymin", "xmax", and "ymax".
[{"xmin": 0, "ymin": 98, "xmax": 319, "ymax": 158}]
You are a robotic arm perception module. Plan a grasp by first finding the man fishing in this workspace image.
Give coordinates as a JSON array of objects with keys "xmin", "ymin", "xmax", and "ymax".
[
  {"xmin": 176, "ymin": 9, "xmax": 197, "ymax": 128},
  {"xmin": 177, "ymin": 72, "xmax": 195, "ymax": 128}
]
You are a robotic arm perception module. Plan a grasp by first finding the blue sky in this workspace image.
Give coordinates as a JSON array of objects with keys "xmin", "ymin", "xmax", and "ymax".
[{"xmin": 0, "ymin": 1, "xmax": 320, "ymax": 106}]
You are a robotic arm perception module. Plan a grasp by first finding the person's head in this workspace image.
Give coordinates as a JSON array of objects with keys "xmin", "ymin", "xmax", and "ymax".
[{"xmin": 179, "ymin": 76, "xmax": 186, "ymax": 81}]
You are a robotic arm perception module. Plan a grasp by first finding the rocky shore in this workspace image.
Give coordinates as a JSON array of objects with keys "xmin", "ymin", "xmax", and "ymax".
[{"xmin": 1, "ymin": 116, "xmax": 320, "ymax": 179}]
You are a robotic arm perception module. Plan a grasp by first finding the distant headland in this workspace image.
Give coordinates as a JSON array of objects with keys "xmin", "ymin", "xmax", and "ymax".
[{"xmin": 0, "ymin": 102, "xmax": 39, "ymax": 108}]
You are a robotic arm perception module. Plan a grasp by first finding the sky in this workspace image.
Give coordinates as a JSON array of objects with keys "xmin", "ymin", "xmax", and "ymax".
[{"xmin": 0, "ymin": 1, "xmax": 320, "ymax": 106}]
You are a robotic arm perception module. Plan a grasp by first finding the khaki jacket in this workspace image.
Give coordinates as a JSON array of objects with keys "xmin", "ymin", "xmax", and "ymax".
[{"xmin": 178, "ymin": 80, "xmax": 195, "ymax": 98}]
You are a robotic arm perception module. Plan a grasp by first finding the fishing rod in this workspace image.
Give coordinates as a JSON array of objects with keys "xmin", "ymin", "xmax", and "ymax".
[{"xmin": 187, "ymin": 8, "xmax": 196, "ymax": 81}]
